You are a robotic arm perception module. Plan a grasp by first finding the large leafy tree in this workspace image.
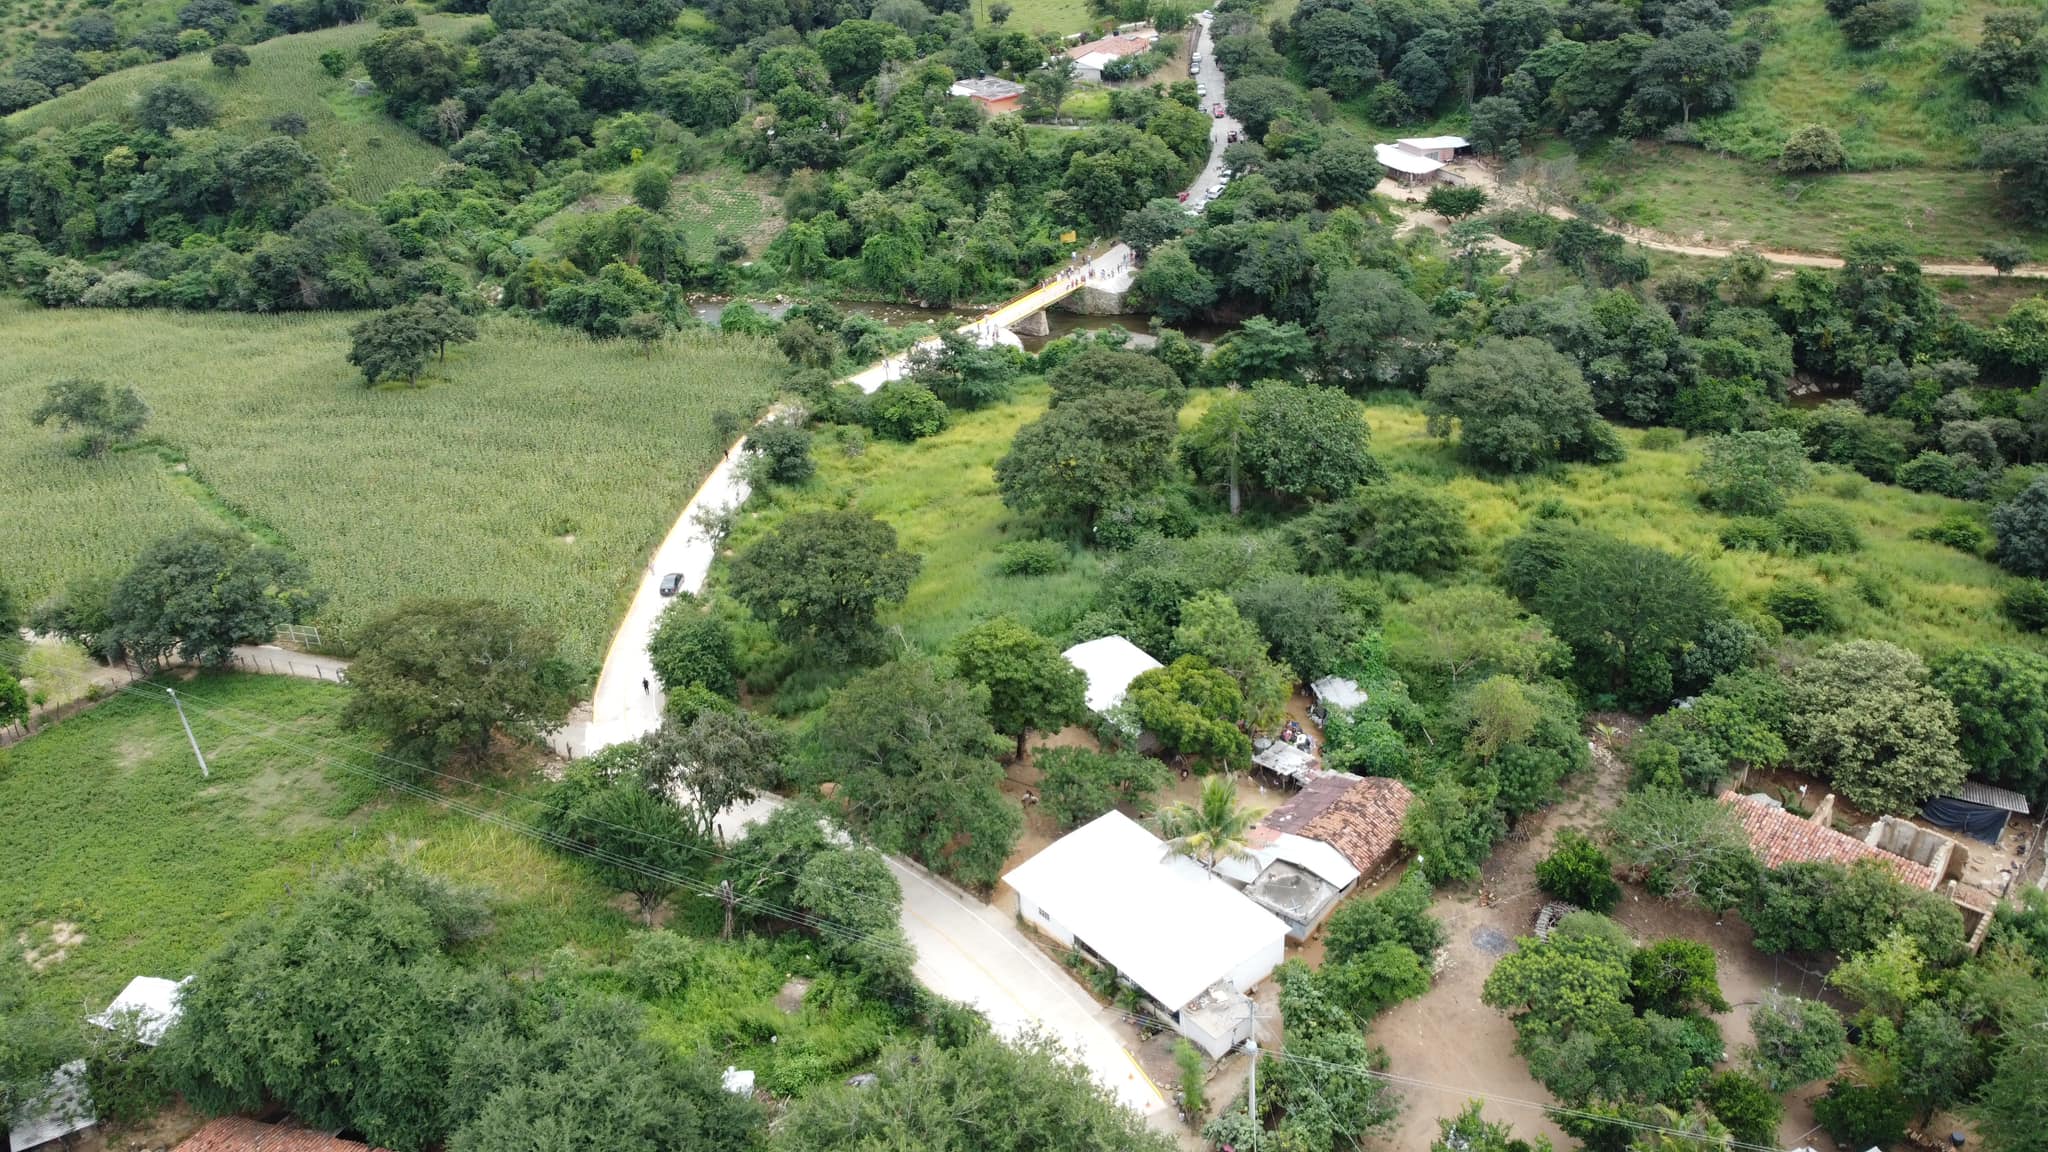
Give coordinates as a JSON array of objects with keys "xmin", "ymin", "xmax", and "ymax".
[
  {"xmin": 158, "ymin": 863, "xmax": 506, "ymax": 1152},
  {"xmin": 105, "ymin": 528, "xmax": 323, "ymax": 672},
  {"xmin": 1423, "ymin": 337, "xmax": 1603, "ymax": 472},
  {"xmin": 445, "ymin": 995, "xmax": 758, "ymax": 1152},
  {"xmin": 994, "ymin": 389, "xmax": 1179, "ymax": 535},
  {"xmin": 647, "ymin": 593, "xmax": 736, "ymax": 697},
  {"xmin": 1603, "ymin": 788, "xmax": 1759, "ymax": 911},
  {"xmin": 343, "ymin": 598, "xmax": 575, "ymax": 767},
  {"xmin": 805, "ymin": 659, "xmax": 1020, "ymax": 888},
  {"xmin": 772, "ymin": 1032, "xmax": 1175, "ymax": 1152},
  {"xmin": 1316, "ymin": 267, "xmax": 1439, "ymax": 389},
  {"xmin": 1931, "ymin": 645, "xmax": 2048, "ymax": 800},
  {"xmin": 1992, "ymin": 474, "xmax": 2048, "ymax": 578},
  {"xmin": 948, "ymin": 618, "xmax": 1087, "ymax": 760},
  {"xmin": 348, "ymin": 305, "xmax": 435, "ymax": 386},
  {"xmin": 28, "ymin": 378, "xmax": 149, "ymax": 458},
  {"xmin": 1744, "ymin": 995, "xmax": 1846, "ymax": 1091},
  {"xmin": 1236, "ymin": 380, "xmax": 1379, "ymax": 503},
  {"xmin": 1034, "ymin": 747, "xmax": 1169, "ymax": 830},
  {"xmin": 1524, "ymin": 532, "xmax": 1723, "ymax": 704},
  {"xmin": 1123, "ymin": 655, "xmax": 1254, "ymax": 768},
  {"xmin": 540, "ymin": 758, "xmax": 703, "ymax": 922},
  {"xmin": 1172, "ymin": 591, "xmax": 1293, "ymax": 728},
  {"xmin": 1785, "ymin": 640, "xmax": 1967, "ymax": 814},
  {"xmin": 728, "ymin": 510, "xmax": 920, "ymax": 660}
]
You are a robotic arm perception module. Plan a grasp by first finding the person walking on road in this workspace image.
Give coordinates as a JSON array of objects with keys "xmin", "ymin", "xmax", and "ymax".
[{"xmin": 642, "ymin": 678, "xmax": 649, "ymax": 693}]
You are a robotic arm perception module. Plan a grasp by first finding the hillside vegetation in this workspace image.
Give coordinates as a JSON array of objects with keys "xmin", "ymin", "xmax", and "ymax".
[{"xmin": 1, "ymin": 303, "xmax": 780, "ymax": 665}]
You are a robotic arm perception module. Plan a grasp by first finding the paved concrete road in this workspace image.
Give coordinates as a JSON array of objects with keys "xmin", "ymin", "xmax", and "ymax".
[
  {"xmin": 887, "ymin": 857, "xmax": 1172, "ymax": 1123},
  {"xmin": 1184, "ymin": 14, "xmax": 1242, "ymax": 211}
]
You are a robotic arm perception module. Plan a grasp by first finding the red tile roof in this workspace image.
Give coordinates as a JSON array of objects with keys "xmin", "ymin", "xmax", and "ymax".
[
  {"xmin": 1719, "ymin": 792, "xmax": 1937, "ymax": 890},
  {"xmin": 174, "ymin": 1118, "xmax": 391, "ymax": 1152},
  {"xmin": 1260, "ymin": 774, "xmax": 1413, "ymax": 873}
]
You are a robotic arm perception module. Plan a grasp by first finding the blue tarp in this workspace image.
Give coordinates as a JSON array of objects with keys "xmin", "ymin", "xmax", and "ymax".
[{"xmin": 1920, "ymin": 795, "xmax": 2010, "ymax": 844}]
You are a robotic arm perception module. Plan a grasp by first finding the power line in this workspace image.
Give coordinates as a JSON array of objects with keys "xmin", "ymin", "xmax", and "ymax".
[{"xmin": 11, "ymin": 660, "xmax": 1787, "ymax": 1151}]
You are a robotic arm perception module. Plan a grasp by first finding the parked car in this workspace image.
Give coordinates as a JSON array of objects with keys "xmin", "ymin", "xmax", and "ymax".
[
  {"xmin": 1226, "ymin": 129, "xmax": 1239, "ymax": 143},
  {"xmin": 659, "ymin": 572, "xmax": 684, "ymax": 596},
  {"xmin": 1197, "ymin": 83, "xmax": 1207, "ymax": 96},
  {"xmin": 1191, "ymin": 52, "xmax": 1202, "ymax": 64},
  {"xmin": 1207, "ymin": 183, "xmax": 1224, "ymax": 198},
  {"xmin": 1177, "ymin": 190, "xmax": 1190, "ymax": 201},
  {"xmin": 1212, "ymin": 103, "xmax": 1225, "ymax": 117}
]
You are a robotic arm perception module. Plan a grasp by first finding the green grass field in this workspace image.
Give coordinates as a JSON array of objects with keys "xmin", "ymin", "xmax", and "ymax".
[
  {"xmin": 0, "ymin": 671, "xmax": 910, "ymax": 1090},
  {"xmin": 971, "ymin": 0, "xmax": 1094, "ymax": 36},
  {"xmin": 5, "ymin": 17, "xmax": 480, "ymax": 202},
  {"xmin": 731, "ymin": 383, "xmax": 2038, "ymax": 665},
  {"xmin": 1, "ymin": 302, "xmax": 781, "ymax": 666}
]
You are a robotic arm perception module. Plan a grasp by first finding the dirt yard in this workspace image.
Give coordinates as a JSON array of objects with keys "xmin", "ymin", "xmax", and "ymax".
[{"xmin": 1358, "ymin": 722, "xmax": 1832, "ymax": 1151}]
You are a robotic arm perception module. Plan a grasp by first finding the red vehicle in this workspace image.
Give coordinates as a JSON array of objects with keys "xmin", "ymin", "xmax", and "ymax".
[
  {"xmin": 1212, "ymin": 103, "xmax": 1225, "ymax": 118},
  {"xmin": 1177, "ymin": 190, "xmax": 1190, "ymax": 202}
]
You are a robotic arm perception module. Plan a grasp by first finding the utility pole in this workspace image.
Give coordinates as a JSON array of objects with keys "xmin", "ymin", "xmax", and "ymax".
[
  {"xmin": 166, "ymin": 687, "xmax": 208, "ymax": 778},
  {"xmin": 1245, "ymin": 1033, "xmax": 1257, "ymax": 1146}
]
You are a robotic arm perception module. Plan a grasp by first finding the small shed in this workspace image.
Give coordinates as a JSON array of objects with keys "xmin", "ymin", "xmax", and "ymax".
[
  {"xmin": 948, "ymin": 76, "xmax": 1027, "ymax": 115},
  {"xmin": 1395, "ymin": 135, "xmax": 1470, "ymax": 163},
  {"xmin": 8, "ymin": 1061, "xmax": 93, "ymax": 1151},
  {"xmin": 1062, "ymin": 635, "xmax": 1163, "ymax": 713},
  {"xmin": 90, "ymin": 975, "xmax": 189, "ymax": 1045},
  {"xmin": 1374, "ymin": 142, "xmax": 1444, "ymax": 186},
  {"xmin": 1309, "ymin": 677, "xmax": 1367, "ymax": 723},
  {"xmin": 1922, "ymin": 781, "xmax": 2032, "ymax": 845},
  {"xmin": 1252, "ymin": 740, "xmax": 1316, "ymax": 785}
]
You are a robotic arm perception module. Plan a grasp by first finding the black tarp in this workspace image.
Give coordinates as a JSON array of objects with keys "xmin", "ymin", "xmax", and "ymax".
[{"xmin": 1921, "ymin": 795, "xmax": 2010, "ymax": 844}]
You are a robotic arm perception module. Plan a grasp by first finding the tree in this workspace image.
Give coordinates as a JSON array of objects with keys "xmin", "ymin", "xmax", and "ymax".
[
  {"xmin": 815, "ymin": 19, "xmax": 911, "ymax": 91},
  {"xmin": 1173, "ymin": 591, "xmax": 1293, "ymax": 728},
  {"xmin": 1161, "ymin": 774, "xmax": 1264, "ymax": 874},
  {"xmin": 1778, "ymin": 124, "xmax": 1845, "ymax": 172},
  {"xmin": 1745, "ymin": 995, "xmax": 1846, "ymax": 1090},
  {"xmin": 772, "ymin": 1033, "xmax": 1174, "ymax": 1152},
  {"xmin": 138, "ymin": 79, "xmax": 217, "ymax": 133},
  {"xmin": 1224, "ymin": 74, "xmax": 1308, "ymax": 140},
  {"xmin": 795, "ymin": 845, "xmax": 913, "ymax": 984},
  {"xmin": 1124, "ymin": 656, "xmax": 1254, "ymax": 767},
  {"xmin": 446, "ymin": 995, "xmax": 758, "ymax": 1152},
  {"xmin": 1813, "ymin": 1080, "xmax": 1910, "ymax": 1151},
  {"xmin": 1119, "ymin": 198, "xmax": 1193, "ymax": 256},
  {"xmin": 746, "ymin": 417, "xmax": 814, "ymax": 484},
  {"xmin": 1044, "ymin": 347, "xmax": 1185, "ymax": 410},
  {"xmin": 407, "ymin": 295, "xmax": 477, "ymax": 362},
  {"xmin": 1826, "ymin": 929, "xmax": 1925, "ymax": 1023},
  {"xmin": 105, "ymin": 528, "xmax": 321, "ymax": 671},
  {"xmin": 1181, "ymin": 387, "xmax": 1251, "ymax": 515},
  {"xmin": 1693, "ymin": 429, "xmax": 1810, "ymax": 515},
  {"xmin": 1423, "ymin": 337, "xmax": 1601, "ymax": 472},
  {"xmin": 1897, "ymin": 1001, "xmax": 1984, "ymax": 1123},
  {"xmin": 1931, "ymin": 645, "xmax": 2048, "ymax": 800},
  {"xmin": 1536, "ymin": 830, "xmax": 1620, "ymax": 912},
  {"xmin": 348, "ymin": 306, "xmax": 435, "ymax": 386},
  {"xmin": 1324, "ymin": 868, "xmax": 1446, "ymax": 963},
  {"xmin": 158, "ymin": 863, "xmax": 501, "ymax": 1152},
  {"xmin": 1629, "ymin": 938, "xmax": 1729, "ymax": 1017},
  {"xmin": 1035, "ymin": 746, "xmax": 1169, "ymax": 830},
  {"xmin": 1023, "ymin": 59, "xmax": 1075, "ymax": 122},
  {"xmin": 1130, "ymin": 242, "xmax": 1217, "ymax": 322},
  {"xmin": 209, "ymin": 42, "xmax": 248, "ymax": 74},
  {"xmin": 1235, "ymin": 380, "xmax": 1379, "ymax": 502},
  {"xmin": 1962, "ymin": 8, "xmax": 2048, "ymax": 103},
  {"xmin": 647, "ymin": 594, "xmax": 735, "ymax": 696},
  {"xmin": 994, "ymin": 390, "xmax": 1179, "ymax": 535},
  {"xmin": 1603, "ymin": 788, "xmax": 1759, "ymax": 911},
  {"xmin": 542, "ymin": 759, "xmax": 702, "ymax": 922},
  {"xmin": 29, "ymin": 378, "xmax": 149, "ymax": 458},
  {"xmin": 948, "ymin": 618, "xmax": 1087, "ymax": 759},
  {"xmin": 1404, "ymin": 776, "xmax": 1509, "ymax": 884},
  {"xmin": 1231, "ymin": 573, "xmax": 1370, "ymax": 682},
  {"xmin": 650, "ymin": 708, "xmax": 783, "ymax": 841},
  {"xmin": 1469, "ymin": 95, "xmax": 1528, "ymax": 157},
  {"xmin": 1784, "ymin": 640, "xmax": 1967, "ymax": 814},
  {"xmin": 727, "ymin": 511, "xmax": 919, "ymax": 660},
  {"xmin": 806, "ymin": 659, "xmax": 1020, "ymax": 889},
  {"xmin": 1993, "ymin": 474, "xmax": 2048, "ymax": 577},
  {"xmin": 1424, "ymin": 185, "xmax": 1489, "ymax": 220},
  {"xmin": 344, "ymin": 598, "xmax": 574, "ymax": 766},
  {"xmin": 1316, "ymin": 267, "xmax": 1439, "ymax": 389},
  {"xmin": 1629, "ymin": 28, "xmax": 1750, "ymax": 126},
  {"xmin": 1481, "ymin": 911, "xmax": 1635, "ymax": 1038},
  {"xmin": 1699, "ymin": 1070, "xmax": 1781, "ymax": 1149},
  {"xmin": 1528, "ymin": 533, "xmax": 1723, "ymax": 703},
  {"xmin": 1981, "ymin": 239, "xmax": 2030, "ymax": 275},
  {"xmin": 1981, "ymin": 127, "xmax": 2048, "ymax": 229}
]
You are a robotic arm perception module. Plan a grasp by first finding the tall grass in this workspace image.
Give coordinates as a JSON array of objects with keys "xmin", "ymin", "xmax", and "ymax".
[
  {"xmin": 1, "ymin": 302, "xmax": 782, "ymax": 666},
  {"xmin": 6, "ymin": 17, "xmax": 480, "ymax": 202}
]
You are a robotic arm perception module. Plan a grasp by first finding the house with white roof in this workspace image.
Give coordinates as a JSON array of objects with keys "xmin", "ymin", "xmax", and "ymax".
[
  {"xmin": 1062, "ymin": 635, "xmax": 1162, "ymax": 713},
  {"xmin": 1005, "ymin": 810, "xmax": 1287, "ymax": 1057},
  {"xmin": 1396, "ymin": 135, "xmax": 1469, "ymax": 162}
]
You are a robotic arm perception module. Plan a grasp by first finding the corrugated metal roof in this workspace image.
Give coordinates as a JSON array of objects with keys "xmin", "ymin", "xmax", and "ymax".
[{"xmin": 1957, "ymin": 780, "xmax": 2031, "ymax": 815}]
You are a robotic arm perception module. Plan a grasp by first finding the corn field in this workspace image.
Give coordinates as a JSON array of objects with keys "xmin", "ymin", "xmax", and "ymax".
[{"xmin": 2, "ymin": 302, "xmax": 782, "ymax": 668}]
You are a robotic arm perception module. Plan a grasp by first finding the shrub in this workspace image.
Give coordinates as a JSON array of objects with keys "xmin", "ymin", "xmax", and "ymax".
[
  {"xmin": 1640, "ymin": 428, "xmax": 1684, "ymax": 450},
  {"xmin": 746, "ymin": 417, "xmax": 815, "ymax": 485},
  {"xmin": 1700, "ymin": 1070, "xmax": 1783, "ymax": 1150},
  {"xmin": 630, "ymin": 165, "xmax": 673, "ymax": 211},
  {"xmin": 1535, "ymin": 829, "xmax": 1621, "ymax": 912},
  {"xmin": 1912, "ymin": 514, "xmax": 1987, "ymax": 554},
  {"xmin": 2002, "ymin": 581, "xmax": 2048, "ymax": 631},
  {"xmin": 1772, "ymin": 505, "xmax": 1861, "ymax": 554},
  {"xmin": 1813, "ymin": 1081, "xmax": 1910, "ymax": 1150},
  {"xmin": 1719, "ymin": 517, "xmax": 1780, "ymax": 552},
  {"xmin": 864, "ymin": 384, "xmax": 948, "ymax": 441},
  {"xmin": 1766, "ymin": 579, "xmax": 1841, "ymax": 634},
  {"xmin": 1781, "ymin": 128, "xmax": 1846, "ymax": 175},
  {"xmin": 996, "ymin": 539, "xmax": 1068, "ymax": 576}
]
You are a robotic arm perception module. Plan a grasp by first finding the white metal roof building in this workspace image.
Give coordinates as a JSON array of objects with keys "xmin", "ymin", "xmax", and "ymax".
[
  {"xmin": 1061, "ymin": 635, "xmax": 1163, "ymax": 713},
  {"xmin": 89, "ymin": 975, "xmax": 189, "ymax": 1045},
  {"xmin": 1396, "ymin": 134, "xmax": 1470, "ymax": 153},
  {"xmin": 1005, "ymin": 811, "xmax": 1286, "ymax": 1054},
  {"xmin": 1375, "ymin": 142, "xmax": 1444, "ymax": 176}
]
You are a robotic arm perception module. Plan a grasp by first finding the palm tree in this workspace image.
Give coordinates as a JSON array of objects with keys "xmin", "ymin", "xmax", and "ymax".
[{"xmin": 1159, "ymin": 774, "xmax": 1266, "ymax": 875}]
